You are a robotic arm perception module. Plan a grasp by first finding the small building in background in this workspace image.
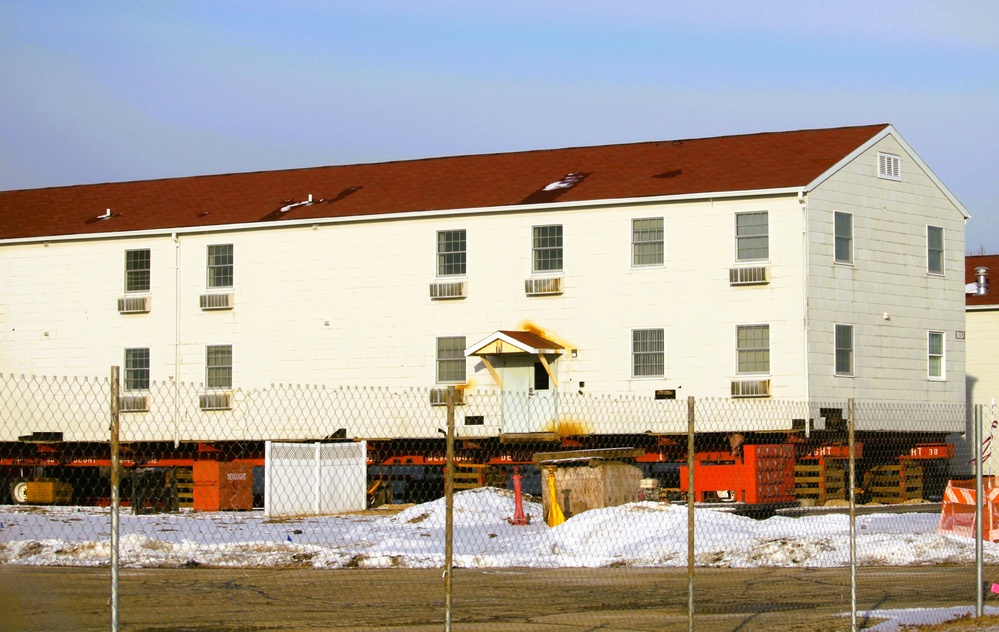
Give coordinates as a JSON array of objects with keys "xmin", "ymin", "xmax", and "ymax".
[
  {"xmin": 536, "ymin": 448, "xmax": 645, "ymax": 522},
  {"xmin": 963, "ymin": 255, "xmax": 999, "ymax": 476}
]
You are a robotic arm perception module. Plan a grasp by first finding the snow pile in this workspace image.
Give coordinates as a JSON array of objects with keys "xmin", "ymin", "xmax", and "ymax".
[
  {"xmin": 0, "ymin": 488, "xmax": 995, "ymax": 571},
  {"xmin": 860, "ymin": 606, "xmax": 999, "ymax": 631}
]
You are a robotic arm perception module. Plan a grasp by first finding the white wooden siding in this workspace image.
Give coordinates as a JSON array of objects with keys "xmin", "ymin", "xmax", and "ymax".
[
  {"xmin": 0, "ymin": 196, "xmax": 808, "ymax": 403},
  {"xmin": 968, "ymin": 309, "xmax": 999, "ymax": 405},
  {"xmin": 806, "ymin": 133, "xmax": 966, "ymax": 411}
]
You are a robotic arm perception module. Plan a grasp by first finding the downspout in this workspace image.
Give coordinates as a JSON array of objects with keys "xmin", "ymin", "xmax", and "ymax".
[
  {"xmin": 173, "ymin": 232, "xmax": 181, "ymax": 448},
  {"xmin": 799, "ymin": 190, "xmax": 811, "ymax": 437}
]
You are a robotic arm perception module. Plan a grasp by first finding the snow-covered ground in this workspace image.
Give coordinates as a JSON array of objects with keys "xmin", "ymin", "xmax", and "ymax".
[
  {"xmin": 0, "ymin": 487, "xmax": 993, "ymax": 570},
  {"xmin": 2, "ymin": 488, "xmax": 997, "ymax": 629}
]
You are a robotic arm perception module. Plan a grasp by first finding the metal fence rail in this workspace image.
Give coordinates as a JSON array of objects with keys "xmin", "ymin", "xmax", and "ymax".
[{"xmin": 0, "ymin": 371, "xmax": 994, "ymax": 631}]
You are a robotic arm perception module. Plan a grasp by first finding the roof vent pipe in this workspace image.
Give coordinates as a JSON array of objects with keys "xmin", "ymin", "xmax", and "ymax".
[
  {"xmin": 975, "ymin": 267, "xmax": 989, "ymax": 296},
  {"xmin": 278, "ymin": 195, "xmax": 315, "ymax": 213}
]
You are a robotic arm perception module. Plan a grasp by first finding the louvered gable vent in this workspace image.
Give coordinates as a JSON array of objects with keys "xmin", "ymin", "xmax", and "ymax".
[{"xmin": 878, "ymin": 152, "xmax": 900, "ymax": 180}]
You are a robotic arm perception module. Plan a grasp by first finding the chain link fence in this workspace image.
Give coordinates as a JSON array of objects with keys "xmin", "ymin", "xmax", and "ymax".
[{"xmin": 0, "ymin": 371, "xmax": 994, "ymax": 631}]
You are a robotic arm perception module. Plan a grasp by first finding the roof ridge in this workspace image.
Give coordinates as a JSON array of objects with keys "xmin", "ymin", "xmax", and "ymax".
[{"xmin": 0, "ymin": 124, "xmax": 891, "ymax": 194}]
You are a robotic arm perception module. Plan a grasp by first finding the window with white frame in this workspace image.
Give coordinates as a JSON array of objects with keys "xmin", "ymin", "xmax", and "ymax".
[
  {"xmin": 436, "ymin": 336, "xmax": 466, "ymax": 384},
  {"xmin": 736, "ymin": 325, "xmax": 770, "ymax": 374},
  {"xmin": 124, "ymin": 348, "xmax": 150, "ymax": 391},
  {"xmin": 532, "ymin": 225, "xmax": 563, "ymax": 273},
  {"xmin": 207, "ymin": 244, "xmax": 234, "ymax": 289},
  {"xmin": 835, "ymin": 324, "xmax": 854, "ymax": 376},
  {"xmin": 928, "ymin": 331, "xmax": 945, "ymax": 379},
  {"xmin": 205, "ymin": 345, "xmax": 232, "ymax": 390},
  {"xmin": 437, "ymin": 229, "xmax": 466, "ymax": 277},
  {"xmin": 735, "ymin": 212, "xmax": 769, "ymax": 261},
  {"xmin": 878, "ymin": 152, "xmax": 900, "ymax": 180},
  {"xmin": 632, "ymin": 218, "xmax": 664, "ymax": 267},
  {"xmin": 632, "ymin": 328, "xmax": 664, "ymax": 377},
  {"xmin": 834, "ymin": 212, "xmax": 853, "ymax": 264},
  {"xmin": 927, "ymin": 226, "xmax": 944, "ymax": 275},
  {"xmin": 124, "ymin": 249, "xmax": 151, "ymax": 293}
]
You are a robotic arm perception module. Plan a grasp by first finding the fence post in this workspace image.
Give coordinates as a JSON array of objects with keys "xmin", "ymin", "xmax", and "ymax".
[
  {"xmin": 314, "ymin": 443, "xmax": 322, "ymax": 516},
  {"xmin": 687, "ymin": 395, "xmax": 695, "ymax": 632},
  {"xmin": 848, "ymin": 398, "xmax": 856, "ymax": 632},
  {"xmin": 110, "ymin": 366, "xmax": 121, "ymax": 632},
  {"xmin": 976, "ymin": 404, "xmax": 984, "ymax": 618},
  {"xmin": 444, "ymin": 386, "xmax": 456, "ymax": 632}
]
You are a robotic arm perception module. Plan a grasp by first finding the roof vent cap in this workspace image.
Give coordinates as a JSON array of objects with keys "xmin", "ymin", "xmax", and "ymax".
[
  {"xmin": 543, "ymin": 173, "xmax": 586, "ymax": 191},
  {"xmin": 976, "ymin": 266, "xmax": 989, "ymax": 296}
]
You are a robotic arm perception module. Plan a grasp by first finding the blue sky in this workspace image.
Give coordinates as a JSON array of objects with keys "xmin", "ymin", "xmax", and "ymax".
[{"xmin": 2, "ymin": 1, "xmax": 997, "ymax": 252}]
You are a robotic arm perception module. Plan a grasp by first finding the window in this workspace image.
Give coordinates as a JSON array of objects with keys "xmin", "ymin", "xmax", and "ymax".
[
  {"xmin": 532, "ymin": 225, "xmax": 563, "ymax": 273},
  {"xmin": 927, "ymin": 226, "xmax": 944, "ymax": 275},
  {"xmin": 124, "ymin": 249, "xmax": 151, "ymax": 292},
  {"xmin": 124, "ymin": 348, "xmax": 150, "ymax": 391},
  {"xmin": 632, "ymin": 218, "xmax": 664, "ymax": 267},
  {"xmin": 437, "ymin": 230, "xmax": 466, "ymax": 277},
  {"xmin": 207, "ymin": 244, "xmax": 234, "ymax": 288},
  {"xmin": 735, "ymin": 212, "xmax": 768, "ymax": 261},
  {"xmin": 835, "ymin": 324, "xmax": 854, "ymax": 376},
  {"xmin": 436, "ymin": 336, "xmax": 466, "ymax": 384},
  {"xmin": 205, "ymin": 345, "xmax": 232, "ymax": 390},
  {"xmin": 834, "ymin": 212, "xmax": 853, "ymax": 264},
  {"xmin": 736, "ymin": 325, "xmax": 770, "ymax": 374},
  {"xmin": 878, "ymin": 152, "xmax": 900, "ymax": 180},
  {"xmin": 928, "ymin": 331, "xmax": 945, "ymax": 380},
  {"xmin": 632, "ymin": 328, "xmax": 664, "ymax": 377}
]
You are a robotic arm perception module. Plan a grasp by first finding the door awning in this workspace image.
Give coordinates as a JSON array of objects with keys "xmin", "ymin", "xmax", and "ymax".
[{"xmin": 464, "ymin": 330, "xmax": 565, "ymax": 357}]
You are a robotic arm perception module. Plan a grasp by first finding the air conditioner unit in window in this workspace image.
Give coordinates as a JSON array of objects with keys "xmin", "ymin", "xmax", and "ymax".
[
  {"xmin": 729, "ymin": 267, "xmax": 770, "ymax": 286},
  {"xmin": 199, "ymin": 392, "xmax": 232, "ymax": 410},
  {"xmin": 429, "ymin": 280, "xmax": 467, "ymax": 300},
  {"xmin": 731, "ymin": 379, "xmax": 771, "ymax": 398},
  {"xmin": 118, "ymin": 296, "xmax": 151, "ymax": 314},
  {"xmin": 200, "ymin": 293, "xmax": 234, "ymax": 310},
  {"xmin": 429, "ymin": 388, "xmax": 465, "ymax": 406},
  {"xmin": 525, "ymin": 277, "xmax": 563, "ymax": 296},
  {"xmin": 119, "ymin": 394, "xmax": 149, "ymax": 412}
]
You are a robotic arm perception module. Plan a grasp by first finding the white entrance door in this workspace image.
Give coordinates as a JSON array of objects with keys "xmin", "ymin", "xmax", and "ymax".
[{"xmin": 500, "ymin": 356, "xmax": 557, "ymax": 434}]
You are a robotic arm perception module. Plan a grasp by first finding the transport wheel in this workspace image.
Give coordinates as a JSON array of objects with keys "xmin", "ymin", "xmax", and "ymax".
[{"xmin": 9, "ymin": 479, "xmax": 29, "ymax": 505}]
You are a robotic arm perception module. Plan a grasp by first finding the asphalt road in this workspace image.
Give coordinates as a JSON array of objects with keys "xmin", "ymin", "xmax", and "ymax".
[{"xmin": 0, "ymin": 565, "xmax": 989, "ymax": 631}]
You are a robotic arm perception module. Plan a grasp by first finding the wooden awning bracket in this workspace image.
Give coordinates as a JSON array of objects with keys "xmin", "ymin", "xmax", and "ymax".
[
  {"xmin": 537, "ymin": 354, "xmax": 558, "ymax": 388},
  {"xmin": 481, "ymin": 356, "xmax": 502, "ymax": 389}
]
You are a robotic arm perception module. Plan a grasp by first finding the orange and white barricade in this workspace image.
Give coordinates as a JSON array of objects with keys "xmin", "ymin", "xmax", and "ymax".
[{"xmin": 937, "ymin": 477, "xmax": 999, "ymax": 540}]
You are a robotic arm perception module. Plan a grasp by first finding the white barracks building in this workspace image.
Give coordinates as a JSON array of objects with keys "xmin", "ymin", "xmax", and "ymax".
[{"xmin": 0, "ymin": 124, "xmax": 969, "ymax": 440}]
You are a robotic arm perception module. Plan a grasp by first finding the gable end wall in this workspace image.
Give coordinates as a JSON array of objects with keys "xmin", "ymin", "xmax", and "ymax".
[{"xmin": 806, "ymin": 134, "xmax": 966, "ymax": 407}]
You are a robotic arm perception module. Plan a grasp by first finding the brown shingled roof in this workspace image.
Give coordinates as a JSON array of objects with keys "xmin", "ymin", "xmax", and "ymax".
[
  {"xmin": 967, "ymin": 254, "xmax": 999, "ymax": 307},
  {"xmin": 0, "ymin": 124, "xmax": 889, "ymax": 241},
  {"xmin": 497, "ymin": 330, "xmax": 565, "ymax": 352}
]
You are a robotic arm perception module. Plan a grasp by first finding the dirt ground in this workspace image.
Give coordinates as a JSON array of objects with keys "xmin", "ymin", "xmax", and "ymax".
[{"xmin": 1, "ymin": 565, "xmax": 996, "ymax": 631}]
